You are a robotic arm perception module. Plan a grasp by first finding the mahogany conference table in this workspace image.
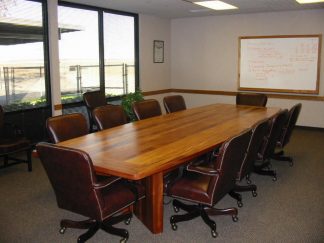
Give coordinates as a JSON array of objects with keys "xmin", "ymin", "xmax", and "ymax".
[{"xmin": 58, "ymin": 103, "xmax": 280, "ymax": 234}]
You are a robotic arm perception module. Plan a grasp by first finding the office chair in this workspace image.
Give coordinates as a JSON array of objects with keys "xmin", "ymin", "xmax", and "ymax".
[
  {"xmin": 236, "ymin": 93, "xmax": 268, "ymax": 107},
  {"xmin": 83, "ymin": 90, "xmax": 107, "ymax": 132},
  {"xmin": 92, "ymin": 104, "xmax": 127, "ymax": 131},
  {"xmin": 229, "ymin": 118, "xmax": 270, "ymax": 207},
  {"xmin": 254, "ymin": 109, "xmax": 289, "ymax": 181},
  {"xmin": 132, "ymin": 99, "xmax": 162, "ymax": 120},
  {"xmin": 163, "ymin": 95, "xmax": 187, "ymax": 113},
  {"xmin": 46, "ymin": 113, "xmax": 88, "ymax": 144},
  {"xmin": 0, "ymin": 105, "xmax": 32, "ymax": 171},
  {"xmin": 167, "ymin": 128, "xmax": 252, "ymax": 238},
  {"xmin": 272, "ymin": 103, "xmax": 302, "ymax": 166},
  {"xmin": 37, "ymin": 142, "xmax": 145, "ymax": 243},
  {"xmin": 46, "ymin": 112, "xmax": 119, "ymax": 183}
]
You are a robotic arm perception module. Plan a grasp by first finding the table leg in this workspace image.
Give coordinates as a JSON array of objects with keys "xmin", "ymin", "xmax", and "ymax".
[{"xmin": 134, "ymin": 172, "xmax": 164, "ymax": 234}]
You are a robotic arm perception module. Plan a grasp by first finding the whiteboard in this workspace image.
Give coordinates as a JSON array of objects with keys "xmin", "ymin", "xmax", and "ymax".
[{"xmin": 239, "ymin": 35, "xmax": 321, "ymax": 94}]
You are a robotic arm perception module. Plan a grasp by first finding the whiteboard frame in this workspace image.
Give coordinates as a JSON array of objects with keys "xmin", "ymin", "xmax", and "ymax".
[{"xmin": 238, "ymin": 35, "xmax": 322, "ymax": 94}]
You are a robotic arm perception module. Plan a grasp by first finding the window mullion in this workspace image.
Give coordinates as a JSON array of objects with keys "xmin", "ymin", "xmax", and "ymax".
[{"xmin": 98, "ymin": 10, "xmax": 105, "ymax": 93}]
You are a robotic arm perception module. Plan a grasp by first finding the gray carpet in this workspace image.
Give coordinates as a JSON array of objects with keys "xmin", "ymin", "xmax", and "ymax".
[{"xmin": 0, "ymin": 128, "xmax": 323, "ymax": 243}]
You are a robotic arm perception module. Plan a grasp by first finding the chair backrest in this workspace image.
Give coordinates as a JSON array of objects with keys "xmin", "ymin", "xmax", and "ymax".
[
  {"xmin": 163, "ymin": 95, "xmax": 186, "ymax": 113},
  {"xmin": 83, "ymin": 90, "xmax": 107, "ymax": 111},
  {"xmin": 46, "ymin": 113, "xmax": 88, "ymax": 143},
  {"xmin": 236, "ymin": 93, "xmax": 268, "ymax": 107},
  {"xmin": 36, "ymin": 142, "xmax": 103, "ymax": 220},
  {"xmin": 258, "ymin": 109, "xmax": 289, "ymax": 160},
  {"xmin": 132, "ymin": 99, "xmax": 162, "ymax": 120},
  {"xmin": 83, "ymin": 90, "xmax": 107, "ymax": 131},
  {"xmin": 92, "ymin": 104, "xmax": 127, "ymax": 130},
  {"xmin": 278, "ymin": 103, "xmax": 302, "ymax": 148},
  {"xmin": 209, "ymin": 128, "xmax": 252, "ymax": 204},
  {"xmin": 237, "ymin": 118, "xmax": 270, "ymax": 180}
]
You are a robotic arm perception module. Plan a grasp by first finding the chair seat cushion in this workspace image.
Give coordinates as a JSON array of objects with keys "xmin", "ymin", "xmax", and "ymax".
[
  {"xmin": 101, "ymin": 180, "xmax": 145, "ymax": 219},
  {"xmin": 0, "ymin": 137, "xmax": 30, "ymax": 155},
  {"xmin": 168, "ymin": 171, "xmax": 213, "ymax": 206}
]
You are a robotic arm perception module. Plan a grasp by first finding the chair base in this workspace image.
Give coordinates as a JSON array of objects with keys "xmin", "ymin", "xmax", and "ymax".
[
  {"xmin": 170, "ymin": 199, "xmax": 238, "ymax": 238},
  {"xmin": 271, "ymin": 150, "xmax": 294, "ymax": 166},
  {"xmin": 253, "ymin": 161, "xmax": 277, "ymax": 181},
  {"xmin": 229, "ymin": 183, "xmax": 257, "ymax": 207},
  {"xmin": 0, "ymin": 149, "xmax": 32, "ymax": 172},
  {"xmin": 60, "ymin": 212, "xmax": 132, "ymax": 243},
  {"xmin": 245, "ymin": 174, "xmax": 252, "ymax": 184}
]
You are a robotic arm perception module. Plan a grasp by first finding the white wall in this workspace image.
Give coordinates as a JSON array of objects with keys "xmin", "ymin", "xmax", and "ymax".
[
  {"xmin": 170, "ymin": 9, "xmax": 324, "ymax": 128},
  {"xmin": 139, "ymin": 14, "xmax": 171, "ymax": 91}
]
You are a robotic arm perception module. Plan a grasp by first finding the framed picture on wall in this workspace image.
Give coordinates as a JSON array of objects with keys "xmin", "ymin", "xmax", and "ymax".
[{"xmin": 153, "ymin": 40, "xmax": 164, "ymax": 63}]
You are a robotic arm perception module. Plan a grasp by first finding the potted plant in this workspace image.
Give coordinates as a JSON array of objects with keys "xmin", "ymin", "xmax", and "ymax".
[{"xmin": 121, "ymin": 90, "xmax": 144, "ymax": 121}]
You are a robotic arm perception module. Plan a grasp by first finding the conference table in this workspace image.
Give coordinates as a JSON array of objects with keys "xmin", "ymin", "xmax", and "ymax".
[{"xmin": 58, "ymin": 103, "xmax": 280, "ymax": 234}]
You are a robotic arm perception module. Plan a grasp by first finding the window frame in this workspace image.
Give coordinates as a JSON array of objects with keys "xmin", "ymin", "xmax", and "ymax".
[{"xmin": 58, "ymin": 1, "xmax": 139, "ymax": 108}]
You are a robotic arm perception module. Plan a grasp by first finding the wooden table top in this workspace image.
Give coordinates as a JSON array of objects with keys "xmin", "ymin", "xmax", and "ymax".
[{"xmin": 58, "ymin": 104, "xmax": 280, "ymax": 180}]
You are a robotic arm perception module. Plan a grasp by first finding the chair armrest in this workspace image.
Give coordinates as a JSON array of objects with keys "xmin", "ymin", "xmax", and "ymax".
[
  {"xmin": 186, "ymin": 164, "xmax": 219, "ymax": 176},
  {"xmin": 93, "ymin": 176, "xmax": 121, "ymax": 189},
  {"xmin": 187, "ymin": 157, "xmax": 206, "ymax": 167}
]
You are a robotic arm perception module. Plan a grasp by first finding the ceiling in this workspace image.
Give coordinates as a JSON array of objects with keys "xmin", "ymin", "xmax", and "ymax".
[{"xmin": 66, "ymin": 0, "xmax": 324, "ymax": 19}]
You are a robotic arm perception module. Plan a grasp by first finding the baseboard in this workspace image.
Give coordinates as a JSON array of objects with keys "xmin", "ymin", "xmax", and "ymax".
[{"xmin": 295, "ymin": 125, "xmax": 324, "ymax": 131}]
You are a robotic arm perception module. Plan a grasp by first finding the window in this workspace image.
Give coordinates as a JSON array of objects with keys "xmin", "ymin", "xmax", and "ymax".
[
  {"xmin": 58, "ymin": 3, "xmax": 138, "ymax": 104},
  {"xmin": 103, "ymin": 13, "xmax": 136, "ymax": 96},
  {"xmin": 58, "ymin": 5, "xmax": 99, "ymax": 103},
  {"xmin": 0, "ymin": 0, "xmax": 49, "ymax": 111}
]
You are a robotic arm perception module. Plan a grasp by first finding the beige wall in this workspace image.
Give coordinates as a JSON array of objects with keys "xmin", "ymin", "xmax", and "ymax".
[
  {"xmin": 170, "ymin": 9, "xmax": 324, "ymax": 128},
  {"xmin": 139, "ymin": 14, "xmax": 171, "ymax": 91}
]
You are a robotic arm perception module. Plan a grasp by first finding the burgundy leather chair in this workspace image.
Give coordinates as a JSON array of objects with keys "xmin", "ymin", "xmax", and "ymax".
[
  {"xmin": 229, "ymin": 118, "xmax": 270, "ymax": 207},
  {"xmin": 132, "ymin": 99, "xmax": 162, "ymax": 120},
  {"xmin": 254, "ymin": 109, "xmax": 289, "ymax": 181},
  {"xmin": 163, "ymin": 95, "xmax": 186, "ymax": 113},
  {"xmin": 0, "ymin": 105, "xmax": 32, "ymax": 171},
  {"xmin": 46, "ymin": 113, "xmax": 88, "ymax": 143},
  {"xmin": 37, "ymin": 142, "xmax": 145, "ymax": 243},
  {"xmin": 236, "ymin": 93, "xmax": 268, "ymax": 107},
  {"xmin": 46, "ymin": 113, "xmax": 118, "ymax": 182},
  {"xmin": 272, "ymin": 103, "xmax": 302, "ymax": 166},
  {"xmin": 83, "ymin": 90, "xmax": 107, "ymax": 132},
  {"xmin": 166, "ymin": 128, "xmax": 252, "ymax": 238},
  {"xmin": 92, "ymin": 104, "xmax": 127, "ymax": 131}
]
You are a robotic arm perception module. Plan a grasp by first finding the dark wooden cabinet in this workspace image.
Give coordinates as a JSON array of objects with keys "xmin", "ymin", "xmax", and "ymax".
[{"xmin": 5, "ymin": 107, "xmax": 51, "ymax": 144}]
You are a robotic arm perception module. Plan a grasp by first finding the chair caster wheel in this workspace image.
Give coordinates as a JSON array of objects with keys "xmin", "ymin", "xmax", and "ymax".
[
  {"xmin": 59, "ymin": 227, "xmax": 66, "ymax": 234},
  {"xmin": 120, "ymin": 237, "xmax": 128, "ymax": 243},
  {"xmin": 120, "ymin": 230, "xmax": 129, "ymax": 243},
  {"xmin": 171, "ymin": 223, "xmax": 178, "ymax": 231},
  {"xmin": 272, "ymin": 176, "xmax": 277, "ymax": 182},
  {"xmin": 173, "ymin": 206, "xmax": 179, "ymax": 213},
  {"xmin": 252, "ymin": 190, "xmax": 257, "ymax": 197},
  {"xmin": 211, "ymin": 230, "xmax": 218, "ymax": 238},
  {"xmin": 237, "ymin": 201, "xmax": 243, "ymax": 208},
  {"xmin": 232, "ymin": 215, "xmax": 238, "ymax": 222},
  {"xmin": 124, "ymin": 217, "xmax": 132, "ymax": 225}
]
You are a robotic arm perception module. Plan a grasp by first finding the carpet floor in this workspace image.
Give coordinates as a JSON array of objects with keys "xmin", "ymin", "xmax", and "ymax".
[{"xmin": 0, "ymin": 127, "xmax": 323, "ymax": 243}]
